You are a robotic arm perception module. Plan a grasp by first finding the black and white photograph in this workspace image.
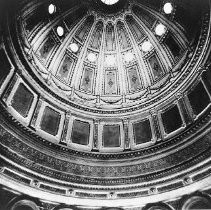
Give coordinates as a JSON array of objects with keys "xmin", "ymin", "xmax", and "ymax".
[{"xmin": 0, "ymin": 0, "xmax": 210, "ymax": 209}]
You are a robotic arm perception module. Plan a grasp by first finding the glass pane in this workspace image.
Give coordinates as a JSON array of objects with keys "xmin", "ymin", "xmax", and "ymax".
[
  {"xmin": 188, "ymin": 82, "xmax": 210, "ymax": 115},
  {"xmin": 11, "ymin": 83, "xmax": 34, "ymax": 118},
  {"xmin": 40, "ymin": 106, "xmax": 61, "ymax": 136},
  {"xmin": 103, "ymin": 125, "xmax": 120, "ymax": 147},
  {"xmin": 161, "ymin": 105, "xmax": 182, "ymax": 134},
  {"xmin": 71, "ymin": 120, "xmax": 90, "ymax": 145},
  {"xmin": 133, "ymin": 119, "xmax": 152, "ymax": 144}
]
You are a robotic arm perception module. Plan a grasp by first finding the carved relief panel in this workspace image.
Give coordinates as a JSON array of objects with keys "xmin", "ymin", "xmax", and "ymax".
[
  {"xmin": 80, "ymin": 65, "xmax": 95, "ymax": 93},
  {"xmin": 126, "ymin": 65, "xmax": 143, "ymax": 93},
  {"xmin": 64, "ymin": 7, "xmax": 87, "ymax": 30},
  {"xmin": 36, "ymin": 33, "xmax": 56, "ymax": 65},
  {"xmin": 57, "ymin": 54, "xmax": 75, "ymax": 83},
  {"xmin": 104, "ymin": 69, "xmax": 118, "ymax": 95},
  {"xmin": 132, "ymin": 5, "xmax": 156, "ymax": 29},
  {"xmin": 116, "ymin": 21, "xmax": 131, "ymax": 50},
  {"xmin": 164, "ymin": 33, "xmax": 183, "ymax": 61},
  {"xmin": 75, "ymin": 15, "xmax": 95, "ymax": 43},
  {"xmin": 125, "ymin": 15, "xmax": 146, "ymax": 42},
  {"xmin": 147, "ymin": 53, "xmax": 165, "ymax": 82},
  {"xmin": 105, "ymin": 23, "xmax": 116, "ymax": 51},
  {"xmin": 89, "ymin": 21, "xmax": 104, "ymax": 50}
]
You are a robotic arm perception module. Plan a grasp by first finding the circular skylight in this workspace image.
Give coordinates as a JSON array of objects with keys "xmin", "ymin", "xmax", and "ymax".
[
  {"xmin": 124, "ymin": 52, "xmax": 134, "ymax": 63},
  {"xmin": 69, "ymin": 43, "xmax": 79, "ymax": 53},
  {"xmin": 155, "ymin": 23, "xmax": 166, "ymax": 36},
  {"xmin": 141, "ymin": 41, "xmax": 153, "ymax": 52},
  {"xmin": 163, "ymin": 2, "xmax": 173, "ymax": 14},
  {"xmin": 101, "ymin": 0, "xmax": 119, "ymax": 5},
  {"xmin": 87, "ymin": 53, "xmax": 97, "ymax": 62},
  {"xmin": 105, "ymin": 55, "xmax": 116, "ymax": 66},
  {"xmin": 48, "ymin": 4, "xmax": 56, "ymax": 14},
  {"xmin": 56, "ymin": 26, "xmax": 64, "ymax": 37}
]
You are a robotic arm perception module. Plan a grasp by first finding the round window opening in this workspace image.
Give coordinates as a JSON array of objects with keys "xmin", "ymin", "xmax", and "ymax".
[{"xmin": 101, "ymin": 0, "xmax": 119, "ymax": 5}]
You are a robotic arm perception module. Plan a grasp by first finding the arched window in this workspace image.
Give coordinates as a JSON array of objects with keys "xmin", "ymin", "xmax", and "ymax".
[{"xmin": 10, "ymin": 200, "xmax": 39, "ymax": 210}]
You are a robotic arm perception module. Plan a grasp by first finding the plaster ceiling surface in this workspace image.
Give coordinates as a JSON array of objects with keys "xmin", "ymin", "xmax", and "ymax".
[
  {"xmin": 23, "ymin": 0, "xmax": 190, "ymax": 111},
  {"xmin": 0, "ymin": 0, "xmax": 211, "ymax": 207},
  {"xmin": 11, "ymin": 0, "xmax": 209, "ymax": 151}
]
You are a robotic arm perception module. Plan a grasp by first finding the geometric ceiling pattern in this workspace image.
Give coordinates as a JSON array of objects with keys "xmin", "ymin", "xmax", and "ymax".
[
  {"xmin": 4, "ymin": 0, "xmax": 210, "ymax": 151},
  {"xmin": 1, "ymin": 0, "xmax": 208, "ymax": 153},
  {"xmin": 26, "ymin": 0, "xmax": 189, "ymax": 109},
  {"xmin": 11, "ymin": 0, "xmax": 207, "ymax": 153}
]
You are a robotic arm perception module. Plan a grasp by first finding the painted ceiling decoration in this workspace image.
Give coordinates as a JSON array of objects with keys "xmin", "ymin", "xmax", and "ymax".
[
  {"xmin": 26, "ymin": 0, "xmax": 190, "ymax": 109},
  {"xmin": 0, "ymin": 0, "xmax": 211, "ymax": 209}
]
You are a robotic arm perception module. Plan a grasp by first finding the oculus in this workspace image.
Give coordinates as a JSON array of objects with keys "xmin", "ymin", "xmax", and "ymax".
[
  {"xmin": 69, "ymin": 43, "xmax": 79, "ymax": 53},
  {"xmin": 141, "ymin": 41, "xmax": 153, "ymax": 52},
  {"xmin": 105, "ymin": 54, "xmax": 116, "ymax": 66},
  {"xmin": 155, "ymin": 23, "xmax": 166, "ymax": 36},
  {"xmin": 87, "ymin": 53, "xmax": 97, "ymax": 63},
  {"xmin": 163, "ymin": 2, "xmax": 173, "ymax": 14},
  {"xmin": 48, "ymin": 4, "xmax": 56, "ymax": 14},
  {"xmin": 124, "ymin": 51, "xmax": 134, "ymax": 63},
  {"xmin": 56, "ymin": 26, "xmax": 64, "ymax": 37},
  {"xmin": 101, "ymin": 0, "xmax": 119, "ymax": 5}
]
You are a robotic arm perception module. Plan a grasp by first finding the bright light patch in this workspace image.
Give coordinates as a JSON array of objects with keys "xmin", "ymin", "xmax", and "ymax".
[
  {"xmin": 48, "ymin": 4, "xmax": 56, "ymax": 14},
  {"xmin": 141, "ymin": 41, "xmax": 152, "ymax": 52},
  {"xmin": 56, "ymin": 26, "xmax": 64, "ymax": 37},
  {"xmin": 105, "ymin": 55, "xmax": 116, "ymax": 66},
  {"xmin": 69, "ymin": 43, "xmax": 79, "ymax": 53},
  {"xmin": 101, "ymin": 0, "xmax": 119, "ymax": 5},
  {"xmin": 124, "ymin": 52, "xmax": 134, "ymax": 63},
  {"xmin": 163, "ymin": 2, "xmax": 173, "ymax": 14},
  {"xmin": 87, "ymin": 53, "xmax": 97, "ymax": 63},
  {"xmin": 155, "ymin": 24, "xmax": 166, "ymax": 36}
]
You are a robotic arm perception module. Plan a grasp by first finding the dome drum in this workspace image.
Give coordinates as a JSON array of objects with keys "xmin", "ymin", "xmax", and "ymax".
[
  {"xmin": 22, "ymin": 1, "xmax": 196, "ymax": 111},
  {"xmin": 1, "ymin": 0, "xmax": 211, "ymax": 153}
]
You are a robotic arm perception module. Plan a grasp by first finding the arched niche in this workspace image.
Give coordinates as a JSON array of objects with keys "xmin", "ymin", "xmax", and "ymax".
[
  {"xmin": 143, "ymin": 202, "xmax": 173, "ymax": 210},
  {"xmin": 89, "ymin": 21, "xmax": 104, "ymax": 50},
  {"xmin": 10, "ymin": 200, "xmax": 39, "ymax": 210},
  {"xmin": 53, "ymin": 205, "xmax": 77, "ymax": 210},
  {"xmin": 182, "ymin": 195, "xmax": 211, "ymax": 210},
  {"xmin": 105, "ymin": 22, "xmax": 116, "ymax": 51},
  {"xmin": 59, "ymin": 209, "xmax": 74, "ymax": 210},
  {"xmin": 6, "ymin": 196, "xmax": 42, "ymax": 210}
]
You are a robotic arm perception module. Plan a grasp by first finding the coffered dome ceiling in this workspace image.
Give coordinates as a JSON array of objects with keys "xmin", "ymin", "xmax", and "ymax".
[
  {"xmin": 14, "ymin": 0, "xmax": 208, "ymax": 152},
  {"xmin": 26, "ymin": 0, "xmax": 189, "ymax": 110},
  {"xmin": 0, "ymin": 0, "xmax": 211, "ymax": 208}
]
